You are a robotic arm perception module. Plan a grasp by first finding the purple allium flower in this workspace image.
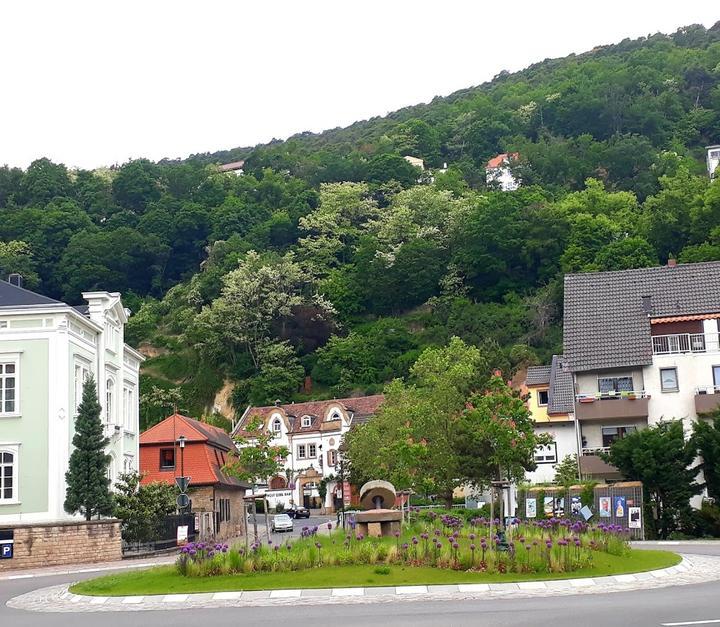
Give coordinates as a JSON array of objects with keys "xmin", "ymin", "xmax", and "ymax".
[
  {"xmin": 470, "ymin": 543, "xmax": 476, "ymax": 551},
  {"xmin": 394, "ymin": 530, "xmax": 400, "ymax": 538},
  {"xmin": 452, "ymin": 542, "xmax": 459, "ymax": 550},
  {"xmin": 315, "ymin": 542, "xmax": 322, "ymax": 549},
  {"xmin": 327, "ymin": 522, "xmax": 332, "ymax": 530},
  {"xmin": 402, "ymin": 543, "xmax": 409, "ymax": 550},
  {"xmin": 469, "ymin": 533, "xmax": 476, "ymax": 541}
]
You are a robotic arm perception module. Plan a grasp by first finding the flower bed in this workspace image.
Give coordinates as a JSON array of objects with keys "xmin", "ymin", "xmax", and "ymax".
[{"xmin": 177, "ymin": 514, "xmax": 631, "ymax": 578}]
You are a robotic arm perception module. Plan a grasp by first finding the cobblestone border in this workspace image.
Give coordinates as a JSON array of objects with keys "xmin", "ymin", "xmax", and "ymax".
[{"xmin": 8, "ymin": 554, "xmax": 717, "ymax": 613}]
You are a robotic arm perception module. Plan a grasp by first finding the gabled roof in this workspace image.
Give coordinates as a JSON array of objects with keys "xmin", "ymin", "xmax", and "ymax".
[
  {"xmin": 0, "ymin": 280, "xmax": 64, "ymax": 308},
  {"xmin": 564, "ymin": 261, "xmax": 720, "ymax": 372},
  {"xmin": 141, "ymin": 413, "xmax": 235, "ymax": 451},
  {"xmin": 486, "ymin": 152, "xmax": 519, "ymax": 169},
  {"xmin": 218, "ymin": 160, "xmax": 245, "ymax": 172},
  {"xmin": 548, "ymin": 355, "xmax": 574, "ymax": 414},
  {"xmin": 235, "ymin": 395, "xmax": 385, "ymax": 436},
  {"xmin": 526, "ymin": 365, "xmax": 551, "ymax": 386}
]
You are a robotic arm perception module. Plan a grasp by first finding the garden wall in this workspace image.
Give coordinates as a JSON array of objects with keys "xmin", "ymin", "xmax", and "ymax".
[
  {"xmin": 0, "ymin": 519, "xmax": 122, "ymax": 572},
  {"xmin": 516, "ymin": 481, "xmax": 644, "ymax": 539}
]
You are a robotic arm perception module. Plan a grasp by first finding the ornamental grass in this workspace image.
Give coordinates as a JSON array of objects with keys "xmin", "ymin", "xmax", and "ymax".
[{"xmin": 176, "ymin": 513, "xmax": 631, "ymax": 578}]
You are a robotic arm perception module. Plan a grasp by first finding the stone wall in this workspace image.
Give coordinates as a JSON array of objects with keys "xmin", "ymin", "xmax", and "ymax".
[{"xmin": 0, "ymin": 519, "xmax": 122, "ymax": 571}]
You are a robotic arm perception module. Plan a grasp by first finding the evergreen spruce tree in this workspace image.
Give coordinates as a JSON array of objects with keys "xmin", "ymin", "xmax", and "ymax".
[{"xmin": 64, "ymin": 376, "xmax": 114, "ymax": 520}]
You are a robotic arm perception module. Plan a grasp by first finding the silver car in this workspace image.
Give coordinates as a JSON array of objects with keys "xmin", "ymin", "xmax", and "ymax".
[{"xmin": 271, "ymin": 513, "xmax": 293, "ymax": 532}]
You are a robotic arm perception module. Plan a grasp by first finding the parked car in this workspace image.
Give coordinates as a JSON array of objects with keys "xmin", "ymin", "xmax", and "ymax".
[
  {"xmin": 285, "ymin": 505, "xmax": 310, "ymax": 519},
  {"xmin": 271, "ymin": 514, "xmax": 293, "ymax": 533}
]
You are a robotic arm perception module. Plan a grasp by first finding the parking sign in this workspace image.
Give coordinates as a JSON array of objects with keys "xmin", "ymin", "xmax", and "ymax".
[{"xmin": 0, "ymin": 542, "xmax": 13, "ymax": 559}]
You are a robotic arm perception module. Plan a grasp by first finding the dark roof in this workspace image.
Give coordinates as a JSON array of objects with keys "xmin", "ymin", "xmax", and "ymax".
[
  {"xmin": 548, "ymin": 355, "xmax": 574, "ymax": 414},
  {"xmin": 564, "ymin": 261, "xmax": 720, "ymax": 372},
  {"xmin": 526, "ymin": 365, "xmax": 551, "ymax": 386},
  {"xmin": 73, "ymin": 305, "xmax": 89, "ymax": 316},
  {"xmin": 0, "ymin": 280, "xmax": 64, "ymax": 308}
]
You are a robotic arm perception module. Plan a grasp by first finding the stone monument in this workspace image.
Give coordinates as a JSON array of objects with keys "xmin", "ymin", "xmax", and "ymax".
[{"xmin": 354, "ymin": 480, "xmax": 402, "ymax": 538}]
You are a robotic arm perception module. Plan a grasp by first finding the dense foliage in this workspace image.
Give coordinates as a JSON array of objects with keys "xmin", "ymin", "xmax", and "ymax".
[{"xmin": 3, "ymin": 23, "xmax": 720, "ymax": 422}]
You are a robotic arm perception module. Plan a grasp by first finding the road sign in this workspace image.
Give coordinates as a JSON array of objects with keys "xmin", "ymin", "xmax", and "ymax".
[
  {"xmin": 176, "ymin": 493, "xmax": 190, "ymax": 510},
  {"xmin": 0, "ymin": 543, "xmax": 12, "ymax": 559},
  {"xmin": 175, "ymin": 476, "xmax": 191, "ymax": 493}
]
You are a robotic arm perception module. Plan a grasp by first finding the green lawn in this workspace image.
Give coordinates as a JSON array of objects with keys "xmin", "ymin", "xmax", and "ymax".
[{"xmin": 71, "ymin": 550, "xmax": 680, "ymax": 596}]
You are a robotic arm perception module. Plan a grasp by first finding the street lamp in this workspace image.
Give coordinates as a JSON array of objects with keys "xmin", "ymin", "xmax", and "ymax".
[{"xmin": 177, "ymin": 434, "xmax": 186, "ymax": 479}]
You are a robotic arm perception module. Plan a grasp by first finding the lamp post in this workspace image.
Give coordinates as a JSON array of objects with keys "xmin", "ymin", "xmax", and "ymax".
[{"xmin": 178, "ymin": 434, "xmax": 186, "ymax": 479}]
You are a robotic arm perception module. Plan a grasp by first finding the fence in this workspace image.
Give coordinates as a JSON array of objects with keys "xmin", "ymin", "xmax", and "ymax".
[
  {"xmin": 516, "ymin": 481, "xmax": 645, "ymax": 540},
  {"xmin": 121, "ymin": 513, "xmax": 197, "ymax": 556}
]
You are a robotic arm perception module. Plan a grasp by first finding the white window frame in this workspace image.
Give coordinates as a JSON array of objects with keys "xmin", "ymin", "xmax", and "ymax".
[
  {"xmin": 123, "ymin": 384, "xmax": 135, "ymax": 432},
  {"xmin": 537, "ymin": 389, "xmax": 549, "ymax": 407},
  {"xmin": 74, "ymin": 360, "xmax": 91, "ymax": 414},
  {"xmin": 106, "ymin": 376, "xmax": 115, "ymax": 424},
  {"xmin": 660, "ymin": 367, "xmax": 679, "ymax": 393},
  {"xmin": 534, "ymin": 442, "xmax": 557, "ymax": 464},
  {"xmin": 272, "ymin": 418, "xmax": 282, "ymax": 433},
  {"xmin": 301, "ymin": 416, "xmax": 312, "ymax": 428},
  {"xmin": 308, "ymin": 443, "xmax": 317, "ymax": 458},
  {"xmin": 0, "ymin": 444, "xmax": 20, "ymax": 504},
  {"xmin": 297, "ymin": 444, "xmax": 307, "ymax": 459},
  {"xmin": 0, "ymin": 354, "xmax": 20, "ymax": 417}
]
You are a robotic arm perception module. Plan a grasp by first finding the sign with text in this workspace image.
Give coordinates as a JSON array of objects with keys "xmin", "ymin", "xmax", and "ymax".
[
  {"xmin": 177, "ymin": 525, "xmax": 189, "ymax": 545},
  {"xmin": 0, "ymin": 529, "xmax": 13, "ymax": 559}
]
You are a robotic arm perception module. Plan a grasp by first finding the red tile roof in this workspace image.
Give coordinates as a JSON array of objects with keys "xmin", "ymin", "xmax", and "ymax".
[
  {"xmin": 140, "ymin": 414, "xmax": 248, "ymax": 489},
  {"xmin": 235, "ymin": 395, "xmax": 385, "ymax": 436},
  {"xmin": 650, "ymin": 313, "xmax": 720, "ymax": 324},
  {"xmin": 486, "ymin": 152, "xmax": 519, "ymax": 169}
]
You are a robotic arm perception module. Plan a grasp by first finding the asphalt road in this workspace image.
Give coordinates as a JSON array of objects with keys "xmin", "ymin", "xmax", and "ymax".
[
  {"xmin": 245, "ymin": 514, "xmax": 334, "ymax": 541},
  {"xmin": 3, "ymin": 542, "xmax": 720, "ymax": 627}
]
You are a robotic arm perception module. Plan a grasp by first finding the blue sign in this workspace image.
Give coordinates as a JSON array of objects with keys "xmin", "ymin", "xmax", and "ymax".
[{"xmin": 0, "ymin": 543, "xmax": 13, "ymax": 559}]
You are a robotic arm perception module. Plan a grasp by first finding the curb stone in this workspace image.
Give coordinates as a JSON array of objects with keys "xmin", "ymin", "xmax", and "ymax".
[{"xmin": 7, "ymin": 555, "xmax": 718, "ymax": 613}]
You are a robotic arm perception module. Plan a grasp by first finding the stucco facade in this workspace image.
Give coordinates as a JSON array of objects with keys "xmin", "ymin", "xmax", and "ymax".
[{"xmin": 0, "ymin": 285, "xmax": 142, "ymax": 524}]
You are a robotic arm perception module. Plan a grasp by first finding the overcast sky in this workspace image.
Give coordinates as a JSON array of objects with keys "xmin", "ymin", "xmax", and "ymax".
[{"xmin": 1, "ymin": 1, "xmax": 717, "ymax": 170}]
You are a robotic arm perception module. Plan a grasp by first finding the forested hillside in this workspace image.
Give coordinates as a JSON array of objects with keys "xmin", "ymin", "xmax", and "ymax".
[{"xmin": 2, "ymin": 23, "xmax": 720, "ymax": 428}]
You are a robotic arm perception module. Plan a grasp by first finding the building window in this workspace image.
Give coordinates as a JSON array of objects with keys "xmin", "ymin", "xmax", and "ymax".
[
  {"xmin": 0, "ymin": 360, "xmax": 18, "ymax": 415},
  {"xmin": 328, "ymin": 449, "xmax": 338, "ymax": 467},
  {"xmin": 601, "ymin": 426, "xmax": 637, "ymax": 448},
  {"xmin": 160, "ymin": 448, "xmax": 175, "ymax": 470},
  {"xmin": 297, "ymin": 444, "xmax": 306, "ymax": 459},
  {"xmin": 598, "ymin": 376, "xmax": 634, "ymax": 395},
  {"xmin": 0, "ymin": 449, "xmax": 17, "ymax": 501},
  {"xmin": 301, "ymin": 416, "xmax": 312, "ymax": 428},
  {"xmin": 106, "ymin": 378, "xmax": 115, "ymax": 423},
  {"xmin": 218, "ymin": 498, "xmax": 231, "ymax": 523},
  {"xmin": 660, "ymin": 368, "xmax": 679, "ymax": 392},
  {"xmin": 74, "ymin": 362, "xmax": 90, "ymax": 413},
  {"xmin": 537, "ymin": 390, "xmax": 549, "ymax": 406},
  {"xmin": 534, "ymin": 443, "xmax": 557, "ymax": 464},
  {"xmin": 308, "ymin": 443, "xmax": 317, "ymax": 458},
  {"xmin": 123, "ymin": 386, "xmax": 135, "ymax": 431},
  {"xmin": 272, "ymin": 418, "xmax": 281, "ymax": 433}
]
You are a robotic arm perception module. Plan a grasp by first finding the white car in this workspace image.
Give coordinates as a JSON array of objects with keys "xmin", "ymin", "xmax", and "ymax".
[{"xmin": 271, "ymin": 514, "xmax": 293, "ymax": 533}]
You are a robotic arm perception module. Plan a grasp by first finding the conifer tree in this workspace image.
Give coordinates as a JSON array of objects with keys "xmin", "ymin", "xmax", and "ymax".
[{"xmin": 64, "ymin": 376, "xmax": 113, "ymax": 520}]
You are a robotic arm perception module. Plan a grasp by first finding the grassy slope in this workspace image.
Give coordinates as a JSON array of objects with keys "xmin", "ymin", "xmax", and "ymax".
[{"xmin": 71, "ymin": 550, "xmax": 679, "ymax": 596}]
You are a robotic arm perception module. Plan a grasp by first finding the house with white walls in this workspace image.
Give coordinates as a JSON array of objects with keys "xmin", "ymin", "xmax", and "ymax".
[
  {"xmin": 0, "ymin": 277, "xmax": 142, "ymax": 524},
  {"xmin": 233, "ymin": 396, "xmax": 384, "ymax": 511},
  {"xmin": 486, "ymin": 152, "xmax": 520, "ymax": 191},
  {"xmin": 563, "ymin": 259, "xmax": 720, "ymax": 496}
]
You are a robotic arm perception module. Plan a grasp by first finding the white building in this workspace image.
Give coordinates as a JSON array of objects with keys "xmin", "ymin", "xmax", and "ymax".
[
  {"xmin": 218, "ymin": 160, "xmax": 245, "ymax": 176},
  {"xmin": 707, "ymin": 145, "xmax": 720, "ymax": 179},
  {"xmin": 232, "ymin": 396, "xmax": 384, "ymax": 511},
  {"xmin": 0, "ymin": 277, "xmax": 142, "ymax": 524},
  {"xmin": 524, "ymin": 356, "xmax": 577, "ymax": 484},
  {"xmin": 486, "ymin": 153, "xmax": 520, "ymax": 191},
  {"xmin": 563, "ymin": 259, "xmax": 720, "ymax": 497}
]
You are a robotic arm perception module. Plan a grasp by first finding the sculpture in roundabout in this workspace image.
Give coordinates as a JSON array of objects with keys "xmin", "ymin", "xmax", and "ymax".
[{"xmin": 354, "ymin": 479, "xmax": 402, "ymax": 537}]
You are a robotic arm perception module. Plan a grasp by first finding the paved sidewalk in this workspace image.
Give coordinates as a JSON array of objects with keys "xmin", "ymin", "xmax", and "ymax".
[
  {"xmin": 0, "ymin": 555, "xmax": 175, "ymax": 581},
  {"xmin": 8, "ymin": 554, "xmax": 720, "ymax": 613}
]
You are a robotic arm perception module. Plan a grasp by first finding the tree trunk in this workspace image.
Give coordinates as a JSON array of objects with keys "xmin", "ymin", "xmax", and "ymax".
[
  {"xmin": 264, "ymin": 497, "xmax": 270, "ymax": 542},
  {"xmin": 443, "ymin": 492, "xmax": 453, "ymax": 510},
  {"xmin": 252, "ymin": 501, "xmax": 259, "ymax": 543}
]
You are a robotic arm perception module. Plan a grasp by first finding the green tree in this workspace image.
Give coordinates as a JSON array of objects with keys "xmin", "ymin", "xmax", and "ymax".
[
  {"xmin": 0, "ymin": 241, "xmax": 40, "ymax": 288},
  {"xmin": 692, "ymin": 411, "xmax": 720, "ymax": 503},
  {"xmin": 553, "ymin": 454, "xmax": 580, "ymax": 488},
  {"xmin": 113, "ymin": 472, "xmax": 177, "ymax": 544},
  {"xmin": 344, "ymin": 338, "xmax": 489, "ymax": 507},
  {"xmin": 64, "ymin": 377, "xmax": 113, "ymax": 520},
  {"xmin": 112, "ymin": 159, "xmax": 161, "ymax": 213},
  {"xmin": 606, "ymin": 420, "xmax": 701, "ymax": 539}
]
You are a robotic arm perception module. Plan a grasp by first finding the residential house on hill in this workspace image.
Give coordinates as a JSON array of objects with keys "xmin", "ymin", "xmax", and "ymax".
[
  {"xmin": 485, "ymin": 152, "xmax": 520, "ymax": 191},
  {"xmin": 0, "ymin": 277, "xmax": 142, "ymax": 524},
  {"xmin": 218, "ymin": 160, "xmax": 245, "ymax": 175},
  {"xmin": 524, "ymin": 355, "xmax": 576, "ymax": 483},
  {"xmin": 140, "ymin": 413, "xmax": 249, "ymax": 539},
  {"xmin": 233, "ymin": 395, "xmax": 384, "ymax": 511},
  {"xmin": 563, "ymin": 259, "xmax": 720, "ymax": 493}
]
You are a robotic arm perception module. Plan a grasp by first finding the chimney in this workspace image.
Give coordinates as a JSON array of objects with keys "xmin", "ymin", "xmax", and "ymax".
[
  {"xmin": 273, "ymin": 399, "xmax": 281, "ymax": 407},
  {"xmin": 668, "ymin": 258, "xmax": 677, "ymax": 268},
  {"xmin": 7, "ymin": 273, "xmax": 23, "ymax": 288}
]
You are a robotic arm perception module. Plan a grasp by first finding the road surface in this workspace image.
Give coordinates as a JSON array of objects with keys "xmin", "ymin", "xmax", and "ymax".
[{"xmin": 3, "ymin": 542, "xmax": 720, "ymax": 626}]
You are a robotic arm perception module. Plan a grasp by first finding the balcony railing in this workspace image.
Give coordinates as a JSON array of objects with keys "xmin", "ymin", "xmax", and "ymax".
[
  {"xmin": 652, "ymin": 332, "xmax": 720, "ymax": 355},
  {"xmin": 581, "ymin": 446, "xmax": 610, "ymax": 456},
  {"xmin": 575, "ymin": 391, "xmax": 649, "ymax": 421}
]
